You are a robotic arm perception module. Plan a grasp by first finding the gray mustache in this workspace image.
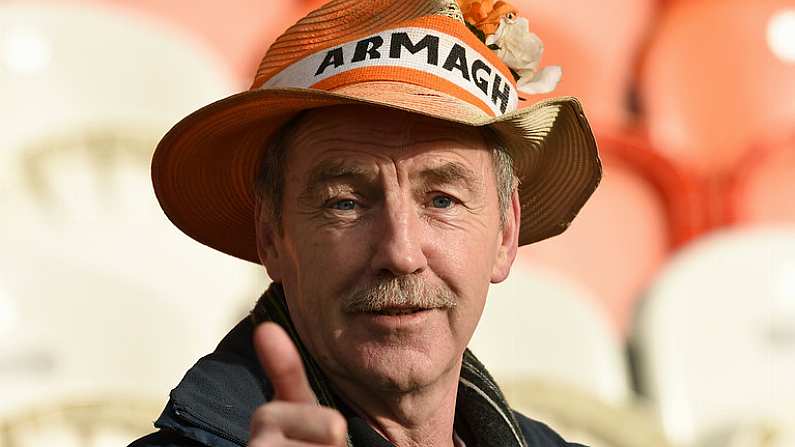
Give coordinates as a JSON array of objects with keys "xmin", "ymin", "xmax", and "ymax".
[{"xmin": 342, "ymin": 275, "xmax": 457, "ymax": 313}]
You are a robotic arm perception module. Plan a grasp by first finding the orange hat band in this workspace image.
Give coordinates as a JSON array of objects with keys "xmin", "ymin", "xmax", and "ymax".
[{"xmin": 260, "ymin": 17, "xmax": 519, "ymax": 117}]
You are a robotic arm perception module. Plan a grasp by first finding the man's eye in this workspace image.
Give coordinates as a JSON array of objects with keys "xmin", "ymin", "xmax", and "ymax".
[
  {"xmin": 331, "ymin": 199, "xmax": 357, "ymax": 211},
  {"xmin": 430, "ymin": 195, "xmax": 455, "ymax": 209}
]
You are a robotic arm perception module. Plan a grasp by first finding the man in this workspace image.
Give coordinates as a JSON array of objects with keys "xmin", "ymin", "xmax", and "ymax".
[{"xmin": 131, "ymin": 0, "xmax": 601, "ymax": 446}]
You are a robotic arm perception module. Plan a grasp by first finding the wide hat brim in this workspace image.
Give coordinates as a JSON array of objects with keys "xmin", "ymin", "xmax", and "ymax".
[{"xmin": 152, "ymin": 86, "xmax": 601, "ymax": 264}]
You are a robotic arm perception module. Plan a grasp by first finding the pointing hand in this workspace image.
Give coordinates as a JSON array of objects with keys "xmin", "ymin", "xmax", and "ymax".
[{"xmin": 249, "ymin": 322, "xmax": 348, "ymax": 446}]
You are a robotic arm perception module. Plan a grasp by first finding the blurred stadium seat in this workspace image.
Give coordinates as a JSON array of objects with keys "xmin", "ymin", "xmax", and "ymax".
[
  {"xmin": 519, "ymin": 133, "xmax": 705, "ymax": 335},
  {"xmin": 639, "ymin": 0, "xmax": 795, "ymax": 176},
  {"xmin": 0, "ymin": 398, "xmax": 161, "ymax": 447},
  {"xmin": 469, "ymin": 265, "xmax": 632, "ymax": 404},
  {"xmin": 502, "ymin": 378, "xmax": 672, "ymax": 447},
  {"xmin": 721, "ymin": 130, "xmax": 795, "ymax": 228},
  {"xmin": 511, "ymin": 0, "xmax": 657, "ymax": 132},
  {"xmin": 699, "ymin": 419, "xmax": 795, "ymax": 447},
  {"xmin": 0, "ymin": 2, "xmax": 237, "ymax": 178},
  {"xmin": 0, "ymin": 2, "xmax": 261, "ymax": 414},
  {"xmin": 82, "ymin": 0, "xmax": 305, "ymax": 85},
  {"xmin": 631, "ymin": 228, "xmax": 795, "ymax": 446}
]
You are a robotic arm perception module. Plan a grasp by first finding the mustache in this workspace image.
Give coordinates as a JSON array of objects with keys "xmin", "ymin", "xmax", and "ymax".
[{"xmin": 342, "ymin": 275, "xmax": 458, "ymax": 313}]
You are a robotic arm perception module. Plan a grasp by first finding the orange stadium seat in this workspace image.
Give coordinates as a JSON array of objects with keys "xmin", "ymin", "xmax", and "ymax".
[
  {"xmin": 722, "ymin": 131, "xmax": 795, "ymax": 227},
  {"xmin": 518, "ymin": 133, "xmax": 705, "ymax": 335},
  {"xmin": 639, "ymin": 0, "xmax": 795, "ymax": 176},
  {"xmin": 511, "ymin": 0, "xmax": 657, "ymax": 132}
]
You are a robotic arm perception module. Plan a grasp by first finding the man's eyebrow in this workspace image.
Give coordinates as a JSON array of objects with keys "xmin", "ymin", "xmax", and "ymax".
[
  {"xmin": 301, "ymin": 159, "xmax": 375, "ymax": 196},
  {"xmin": 417, "ymin": 161, "xmax": 482, "ymax": 191}
]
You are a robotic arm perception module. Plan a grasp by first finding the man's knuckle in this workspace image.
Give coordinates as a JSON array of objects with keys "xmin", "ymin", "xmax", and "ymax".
[
  {"xmin": 247, "ymin": 438, "xmax": 268, "ymax": 447},
  {"xmin": 248, "ymin": 429, "xmax": 281, "ymax": 447},
  {"xmin": 251, "ymin": 403, "xmax": 284, "ymax": 430},
  {"xmin": 262, "ymin": 404, "xmax": 284, "ymax": 426},
  {"xmin": 324, "ymin": 409, "xmax": 348, "ymax": 442}
]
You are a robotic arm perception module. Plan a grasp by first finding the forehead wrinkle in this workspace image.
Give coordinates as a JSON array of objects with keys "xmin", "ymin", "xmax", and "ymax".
[
  {"xmin": 302, "ymin": 136, "xmax": 411, "ymax": 151},
  {"xmin": 397, "ymin": 113, "xmax": 485, "ymax": 153},
  {"xmin": 287, "ymin": 108, "xmax": 493, "ymax": 198},
  {"xmin": 417, "ymin": 162, "xmax": 485, "ymax": 200},
  {"xmin": 301, "ymin": 158, "xmax": 378, "ymax": 196},
  {"xmin": 415, "ymin": 161, "xmax": 484, "ymax": 193},
  {"xmin": 290, "ymin": 110, "xmax": 414, "ymax": 152},
  {"xmin": 290, "ymin": 108, "xmax": 487, "ymax": 157}
]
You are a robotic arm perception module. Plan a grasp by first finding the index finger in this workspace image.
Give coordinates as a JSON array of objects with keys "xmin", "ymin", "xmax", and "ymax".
[{"xmin": 253, "ymin": 322, "xmax": 317, "ymax": 404}]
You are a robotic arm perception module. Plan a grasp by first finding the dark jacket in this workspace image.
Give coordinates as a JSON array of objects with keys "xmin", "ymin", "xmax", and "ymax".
[{"xmin": 129, "ymin": 316, "xmax": 585, "ymax": 447}]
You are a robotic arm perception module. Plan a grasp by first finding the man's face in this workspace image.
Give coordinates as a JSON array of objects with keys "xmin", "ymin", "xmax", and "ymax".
[{"xmin": 257, "ymin": 105, "xmax": 519, "ymax": 394}]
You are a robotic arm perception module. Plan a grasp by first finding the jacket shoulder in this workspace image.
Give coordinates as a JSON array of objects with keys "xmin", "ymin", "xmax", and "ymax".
[
  {"xmin": 131, "ymin": 318, "xmax": 269, "ymax": 447},
  {"xmin": 513, "ymin": 411, "xmax": 589, "ymax": 447}
]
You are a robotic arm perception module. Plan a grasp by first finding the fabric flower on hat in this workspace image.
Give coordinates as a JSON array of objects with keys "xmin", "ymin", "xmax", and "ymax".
[
  {"xmin": 460, "ymin": 0, "xmax": 562, "ymax": 95},
  {"xmin": 460, "ymin": 0, "xmax": 516, "ymax": 35}
]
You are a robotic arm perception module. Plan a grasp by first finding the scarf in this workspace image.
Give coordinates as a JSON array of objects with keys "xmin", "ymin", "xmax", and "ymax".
[{"xmin": 250, "ymin": 283, "xmax": 528, "ymax": 447}]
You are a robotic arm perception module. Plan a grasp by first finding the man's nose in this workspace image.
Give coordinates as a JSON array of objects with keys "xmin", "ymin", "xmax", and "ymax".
[{"xmin": 369, "ymin": 197, "xmax": 428, "ymax": 276}]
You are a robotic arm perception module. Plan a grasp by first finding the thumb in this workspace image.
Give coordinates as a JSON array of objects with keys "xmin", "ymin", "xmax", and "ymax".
[{"xmin": 253, "ymin": 322, "xmax": 317, "ymax": 404}]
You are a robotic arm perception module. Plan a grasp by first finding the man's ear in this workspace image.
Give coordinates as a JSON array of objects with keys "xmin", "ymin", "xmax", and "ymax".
[
  {"xmin": 254, "ymin": 203, "xmax": 284, "ymax": 282},
  {"xmin": 490, "ymin": 188, "xmax": 521, "ymax": 284}
]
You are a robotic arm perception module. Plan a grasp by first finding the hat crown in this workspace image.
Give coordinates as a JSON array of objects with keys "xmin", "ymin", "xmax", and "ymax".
[
  {"xmin": 252, "ymin": 0, "xmax": 465, "ymax": 89},
  {"xmin": 250, "ymin": 0, "xmax": 519, "ymax": 119}
]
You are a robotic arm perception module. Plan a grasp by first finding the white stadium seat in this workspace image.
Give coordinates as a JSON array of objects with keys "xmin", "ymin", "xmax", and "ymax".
[
  {"xmin": 632, "ymin": 228, "xmax": 795, "ymax": 446},
  {"xmin": 469, "ymin": 265, "xmax": 632, "ymax": 404},
  {"xmin": 0, "ymin": 2, "xmax": 263, "ymax": 425}
]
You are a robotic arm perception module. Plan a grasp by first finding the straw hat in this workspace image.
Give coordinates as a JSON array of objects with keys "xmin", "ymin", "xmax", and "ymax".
[{"xmin": 152, "ymin": 0, "xmax": 602, "ymax": 263}]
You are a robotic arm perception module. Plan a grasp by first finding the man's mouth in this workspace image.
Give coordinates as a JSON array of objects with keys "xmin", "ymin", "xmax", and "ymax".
[{"xmin": 368, "ymin": 307, "xmax": 428, "ymax": 316}]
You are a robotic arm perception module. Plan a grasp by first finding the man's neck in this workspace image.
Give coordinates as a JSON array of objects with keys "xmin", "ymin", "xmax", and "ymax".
[{"xmin": 328, "ymin": 360, "xmax": 464, "ymax": 447}]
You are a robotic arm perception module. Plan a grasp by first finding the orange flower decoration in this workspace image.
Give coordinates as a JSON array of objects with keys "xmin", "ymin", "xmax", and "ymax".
[
  {"xmin": 460, "ymin": 0, "xmax": 518, "ymax": 35},
  {"xmin": 459, "ymin": 0, "xmax": 563, "ymax": 94}
]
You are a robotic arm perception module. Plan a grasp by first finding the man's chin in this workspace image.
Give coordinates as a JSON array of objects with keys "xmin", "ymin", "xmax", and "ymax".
[{"xmin": 340, "ymin": 341, "xmax": 457, "ymax": 394}]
